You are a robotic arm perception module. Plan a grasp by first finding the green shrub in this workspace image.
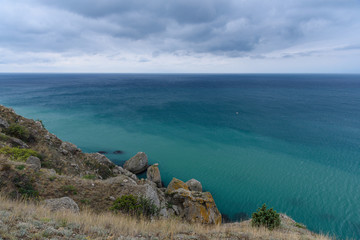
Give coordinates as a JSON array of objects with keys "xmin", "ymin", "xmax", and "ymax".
[
  {"xmin": 0, "ymin": 133, "xmax": 9, "ymax": 141},
  {"xmin": 13, "ymin": 174, "xmax": 39, "ymax": 198},
  {"xmin": 4, "ymin": 123, "xmax": 30, "ymax": 141},
  {"xmin": 16, "ymin": 164, "xmax": 25, "ymax": 170},
  {"xmin": 0, "ymin": 146, "xmax": 41, "ymax": 162},
  {"xmin": 83, "ymin": 174, "xmax": 96, "ymax": 180},
  {"xmin": 62, "ymin": 185, "xmax": 77, "ymax": 195},
  {"xmin": 110, "ymin": 194, "xmax": 159, "ymax": 218},
  {"xmin": 251, "ymin": 204, "xmax": 280, "ymax": 230}
]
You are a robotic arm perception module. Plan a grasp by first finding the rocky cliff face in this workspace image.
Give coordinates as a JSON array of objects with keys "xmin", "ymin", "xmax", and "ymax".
[{"xmin": 0, "ymin": 105, "xmax": 221, "ymax": 224}]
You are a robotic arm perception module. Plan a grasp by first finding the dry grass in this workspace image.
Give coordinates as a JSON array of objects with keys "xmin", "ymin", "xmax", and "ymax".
[{"xmin": 0, "ymin": 194, "xmax": 332, "ymax": 240}]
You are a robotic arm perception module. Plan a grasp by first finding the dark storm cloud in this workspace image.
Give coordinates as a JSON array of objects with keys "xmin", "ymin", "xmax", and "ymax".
[{"xmin": 1, "ymin": 0, "xmax": 360, "ymax": 57}]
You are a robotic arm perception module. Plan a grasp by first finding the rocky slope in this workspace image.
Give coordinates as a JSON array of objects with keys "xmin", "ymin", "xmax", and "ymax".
[
  {"xmin": 0, "ymin": 104, "xmax": 221, "ymax": 224},
  {"xmin": 0, "ymin": 104, "xmax": 331, "ymax": 239}
]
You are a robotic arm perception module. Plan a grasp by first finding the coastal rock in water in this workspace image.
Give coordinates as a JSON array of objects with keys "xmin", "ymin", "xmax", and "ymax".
[
  {"xmin": 60, "ymin": 142, "xmax": 81, "ymax": 155},
  {"xmin": 123, "ymin": 152, "xmax": 148, "ymax": 174},
  {"xmin": 166, "ymin": 178, "xmax": 189, "ymax": 194},
  {"xmin": 147, "ymin": 163, "xmax": 162, "ymax": 187},
  {"xmin": 113, "ymin": 150, "xmax": 124, "ymax": 154},
  {"xmin": 26, "ymin": 156, "xmax": 41, "ymax": 171},
  {"xmin": 186, "ymin": 178, "xmax": 202, "ymax": 192},
  {"xmin": 168, "ymin": 188, "xmax": 222, "ymax": 224},
  {"xmin": 0, "ymin": 117, "xmax": 9, "ymax": 129},
  {"xmin": 44, "ymin": 197, "xmax": 79, "ymax": 213}
]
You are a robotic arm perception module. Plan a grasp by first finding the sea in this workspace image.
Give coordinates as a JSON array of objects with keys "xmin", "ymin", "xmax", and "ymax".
[{"xmin": 0, "ymin": 73, "xmax": 359, "ymax": 239}]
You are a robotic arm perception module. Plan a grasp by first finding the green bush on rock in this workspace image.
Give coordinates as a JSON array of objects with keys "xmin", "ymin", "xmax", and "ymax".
[
  {"xmin": 251, "ymin": 203, "xmax": 280, "ymax": 230},
  {"xmin": 0, "ymin": 146, "xmax": 41, "ymax": 162},
  {"xmin": 110, "ymin": 194, "xmax": 159, "ymax": 218},
  {"xmin": 4, "ymin": 123, "xmax": 30, "ymax": 141}
]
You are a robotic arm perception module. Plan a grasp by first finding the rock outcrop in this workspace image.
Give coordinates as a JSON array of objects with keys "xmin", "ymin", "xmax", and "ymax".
[
  {"xmin": 60, "ymin": 142, "xmax": 80, "ymax": 155},
  {"xmin": 0, "ymin": 117, "xmax": 9, "ymax": 129},
  {"xmin": 123, "ymin": 152, "xmax": 148, "ymax": 174},
  {"xmin": 166, "ymin": 178, "xmax": 189, "ymax": 194},
  {"xmin": 147, "ymin": 163, "xmax": 162, "ymax": 187},
  {"xmin": 26, "ymin": 156, "xmax": 41, "ymax": 171},
  {"xmin": 0, "ymin": 104, "xmax": 222, "ymax": 225},
  {"xmin": 44, "ymin": 197, "xmax": 79, "ymax": 213},
  {"xmin": 166, "ymin": 178, "xmax": 221, "ymax": 224},
  {"xmin": 186, "ymin": 178, "xmax": 202, "ymax": 192}
]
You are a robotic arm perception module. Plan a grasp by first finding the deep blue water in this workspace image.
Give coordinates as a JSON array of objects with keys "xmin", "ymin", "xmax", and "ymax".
[{"xmin": 1, "ymin": 73, "xmax": 360, "ymax": 239}]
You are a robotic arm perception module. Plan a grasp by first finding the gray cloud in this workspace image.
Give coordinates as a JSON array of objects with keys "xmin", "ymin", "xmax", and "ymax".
[{"xmin": 0, "ymin": 0, "xmax": 359, "ymax": 72}]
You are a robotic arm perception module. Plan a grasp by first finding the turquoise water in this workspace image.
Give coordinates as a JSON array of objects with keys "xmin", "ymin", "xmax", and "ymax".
[{"xmin": 1, "ymin": 74, "xmax": 360, "ymax": 239}]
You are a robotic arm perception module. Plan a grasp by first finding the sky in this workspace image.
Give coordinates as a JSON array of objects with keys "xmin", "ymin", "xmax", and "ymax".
[{"xmin": 0, "ymin": 0, "xmax": 359, "ymax": 73}]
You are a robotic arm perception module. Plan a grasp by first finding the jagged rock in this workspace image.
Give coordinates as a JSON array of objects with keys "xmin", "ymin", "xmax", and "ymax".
[
  {"xmin": 0, "ymin": 117, "xmax": 9, "ymax": 129},
  {"xmin": 123, "ymin": 152, "xmax": 148, "ymax": 174},
  {"xmin": 168, "ymin": 188, "xmax": 222, "ymax": 224},
  {"xmin": 26, "ymin": 156, "xmax": 41, "ymax": 171},
  {"xmin": 112, "ymin": 166, "xmax": 138, "ymax": 181},
  {"xmin": 186, "ymin": 179, "xmax": 202, "ymax": 192},
  {"xmin": 88, "ymin": 153, "xmax": 115, "ymax": 167},
  {"xmin": 166, "ymin": 178, "xmax": 189, "ymax": 194},
  {"xmin": 44, "ymin": 197, "xmax": 79, "ymax": 213},
  {"xmin": 147, "ymin": 164, "xmax": 162, "ymax": 187},
  {"xmin": 60, "ymin": 142, "xmax": 80, "ymax": 155},
  {"xmin": 9, "ymin": 137, "xmax": 29, "ymax": 148}
]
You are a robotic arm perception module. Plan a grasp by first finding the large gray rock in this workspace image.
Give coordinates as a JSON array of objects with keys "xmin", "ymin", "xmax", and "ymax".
[
  {"xmin": 9, "ymin": 137, "xmax": 29, "ymax": 148},
  {"xmin": 147, "ymin": 163, "xmax": 162, "ymax": 187},
  {"xmin": 44, "ymin": 197, "xmax": 79, "ymax": 213},
  {"xmin": 88, "ymin": 153, "xmax": 115, "ymax": 167},
  {"xmin": 123, "ymin": 152, "xmax": 148, "ymax": 174},
  {"xmin": 186, "ymin": 179, "xmax": 202, "ymax": 192},
  {"xmin": 0, "ymin": 117, "xmax": 9, "ymax": 129},
  {"xmin": 26, "ymin": 156, "xmax": 41, "ymax": 171},
  {"xmin": 60, "ymin": 142, "xmax": 80, "ymax": 155}
]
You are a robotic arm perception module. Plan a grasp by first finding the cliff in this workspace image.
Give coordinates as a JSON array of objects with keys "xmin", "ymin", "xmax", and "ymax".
[{"xmin": 0, "ymin": 104, "xmax": 331, "ymax": 239}]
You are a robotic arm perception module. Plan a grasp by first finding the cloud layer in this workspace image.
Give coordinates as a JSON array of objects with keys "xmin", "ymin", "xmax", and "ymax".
[{"xmin": 0, "ymin": 0, "xmax": 359, "ymax": 72}]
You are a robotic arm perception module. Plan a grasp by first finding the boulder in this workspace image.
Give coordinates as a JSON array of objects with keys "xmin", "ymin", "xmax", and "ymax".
[
  {"xmin": 186, "ymin": 179, "xmax": 202, "ymax": 192},
  {"xmin": 26, "ymin": 156, "xmax": 41, "ymax": 171},
  {"xmin": 60, "ymin": 142, "xmax": 80, "ymax": 155},
  {"xmin": 147, "ymin": 164, "xmax": 162, "ymax": 187},
  {"xmin": 88, "ymin": 153, "xmax": 115, "ymax": 167},
  {"xmin": 43, "ymin": 197, "xmax": 79, "ymax": 213},
  {"xmin": 9, "ymin": 137, "xmax": 29, "ymax": 148},
  {"xmin": 123, "ymin": 152, "xmax": 148, "ymax": 174},
  {"xmin": 166, "ymin": 178, "xmax": 189, "ymax": 194},
  {"xmin": 168, "ymin": 188, "xmax": 222, "ymax": 224},
  {"xmin": 0, "ymin": 117, "xmax": 9, "ymax": 129}
]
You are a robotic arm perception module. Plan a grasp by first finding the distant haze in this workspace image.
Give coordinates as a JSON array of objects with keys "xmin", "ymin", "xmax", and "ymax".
[{"xmin": 0, "ymin": 0, "xmax": 359, "ymax": 73}]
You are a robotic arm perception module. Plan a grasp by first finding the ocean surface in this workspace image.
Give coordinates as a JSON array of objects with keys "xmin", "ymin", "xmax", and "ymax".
[{"xmin": 0, "ymin": 73, "xmax": 360, "ymax": 239}]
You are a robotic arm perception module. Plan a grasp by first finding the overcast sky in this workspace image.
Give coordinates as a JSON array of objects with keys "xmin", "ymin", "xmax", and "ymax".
[{"xmin": 0, "ymin": 0, "xmax": 359, "ymax": 73}]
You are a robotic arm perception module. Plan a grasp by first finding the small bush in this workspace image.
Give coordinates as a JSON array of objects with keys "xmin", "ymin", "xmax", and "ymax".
[
  {"xmin": 62, "ymin": 185, "xmax": 77, "ymax": 195},
  {"xmin": 0, "ymin": 133, "xmax": 9, "ymax": 141},
  {"xmin": 251, "ymin": 204, "xmax": 280, "ymax": 230},
  {"xmin": 13, "ymin": 174, "xmax": 39, "ymax": 198},
  {"xmin": 110, "ymin": 194, "xmax": 159, "ymax": 218},
  {"xmin": 83, "ymin": 174, "xmax": 96, "ymax": 180},
  {"xmin": 4, "ymin": 123, "xmax": 30, "ymax": 141},
  {"xmin": 16, "ymin": 165, "xmax": 25, "ymax": 170},
  {"xmin": 0, "ymin": 146, "xmax": 41, "ymax": 162}
]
